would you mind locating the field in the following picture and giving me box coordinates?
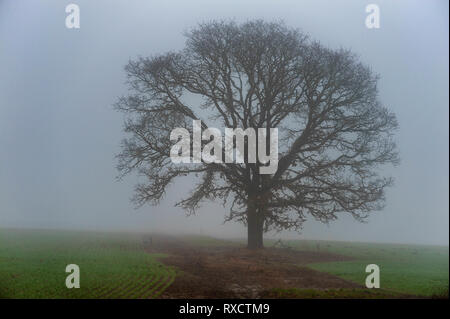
[0,229,448,298]
[0,229,175,298]
[266,239,449,297]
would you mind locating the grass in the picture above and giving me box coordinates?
[266,239,449,297]
[1,229,447,298]
[0,229,175,298]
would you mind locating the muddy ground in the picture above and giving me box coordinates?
[143,235,364,298]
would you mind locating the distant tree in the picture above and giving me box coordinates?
[116,20,398,249]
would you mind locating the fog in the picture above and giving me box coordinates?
[0,0,448,245]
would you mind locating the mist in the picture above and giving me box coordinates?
[0,0,448,246]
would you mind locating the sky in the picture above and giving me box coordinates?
[0,0,448,245]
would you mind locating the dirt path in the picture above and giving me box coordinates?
[143,235,362,298]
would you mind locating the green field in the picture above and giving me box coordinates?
[0,229,448,298]
[266,239,449,297]
[0,229,175,298]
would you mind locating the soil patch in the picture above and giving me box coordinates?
[144,235,362,298]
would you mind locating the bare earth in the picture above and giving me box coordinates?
[144,235,363,298]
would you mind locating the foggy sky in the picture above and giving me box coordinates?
[0,0,448,245]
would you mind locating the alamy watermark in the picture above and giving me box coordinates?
[65,4,80,29]
[65,4,380,30]
[365,4,380,29]
[170,120,279,174]
[365,264,380,288]
[65,264,80,288]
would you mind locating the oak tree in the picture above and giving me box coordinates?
[116,20,398,249]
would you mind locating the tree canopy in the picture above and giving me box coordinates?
[116,20,398,248]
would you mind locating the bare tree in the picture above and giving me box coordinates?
[116,20,398,249]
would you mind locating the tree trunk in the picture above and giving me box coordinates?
[247,200,264,249]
